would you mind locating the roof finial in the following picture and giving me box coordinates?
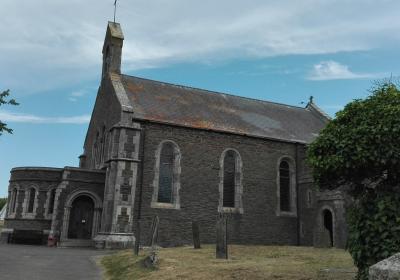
[113,0,118,23]
[309,95,314,104]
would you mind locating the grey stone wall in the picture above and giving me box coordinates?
[82,77,122,169]
[5,168,62,229]
[5,167,106,241]
[50,168,105,238]
[5,219,51,231]
[297,146,317,246]
[133,122,312,247]
[313,190,348,249]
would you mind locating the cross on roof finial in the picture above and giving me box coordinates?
[113,0,118,23]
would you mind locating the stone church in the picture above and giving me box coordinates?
[2,22,348,249]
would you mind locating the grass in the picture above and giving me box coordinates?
[101,245,356,280]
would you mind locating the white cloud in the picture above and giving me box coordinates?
[0,111,90,124]
[68,90,90,102]
[1,0,400,93]
[307,61,377,81]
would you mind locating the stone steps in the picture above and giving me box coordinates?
[58,239,94,248]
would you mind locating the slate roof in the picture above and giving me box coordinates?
[121,75,328,143]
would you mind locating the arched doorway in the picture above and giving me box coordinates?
[323,209,334,247]
[68,196,94,239]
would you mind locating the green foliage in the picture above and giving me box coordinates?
[0,197,6,210]
[347,191,400,279]
[307,82,400,196]
[0,89,19,136]
[307,82,400,279]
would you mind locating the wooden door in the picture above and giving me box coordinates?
[68,196,94,239]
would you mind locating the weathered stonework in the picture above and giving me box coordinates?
[313,190,348,248]
[275,155,297,217]
[151,140,181,210]
[3,21,349,250]
[218,148,243,214]
[133,122,304,247]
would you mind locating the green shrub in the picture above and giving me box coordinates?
[307,81,400,279]
[347,191,400,279]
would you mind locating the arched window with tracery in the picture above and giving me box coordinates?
[279,160,291,211]
[277,157,297,216]
[223,150,236,207]
[158,142,174,203]
[151,140,181,209]
[219,149,243,213]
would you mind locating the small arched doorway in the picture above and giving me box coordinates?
[68,196,94,239]
[323,209,334,247]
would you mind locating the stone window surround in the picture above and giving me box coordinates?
[151,140,181,210]
[44,186,57,220]
[218,148,244,214]
[276,156,297,217]
[22,185,39,219]
[7,185,20,219]
[318,205,336,247]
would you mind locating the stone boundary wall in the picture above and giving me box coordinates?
[369,253,400,280]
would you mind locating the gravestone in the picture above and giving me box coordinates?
[369,253,400,280]
[144,216,159,268]
[192,221,201,249]
[216,213,228,259]
[134,220,141,256]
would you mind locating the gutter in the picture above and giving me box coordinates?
[134,125,146,255]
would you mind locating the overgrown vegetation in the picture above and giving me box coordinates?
[101,245,355,280]
[0,89,19,136]
[307,81,400,279]
[0,198,6,211]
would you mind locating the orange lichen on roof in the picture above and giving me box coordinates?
[125,82,144,93]
[122,75,328,143]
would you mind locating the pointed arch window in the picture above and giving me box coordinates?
[219,149,243,214]
[277,157,297,216]
[93,131,101,169]
[223,150,236,207]
[279,161,290,211]
[99,125,106,164]
[158,142,174,203]
[151,140,181,209]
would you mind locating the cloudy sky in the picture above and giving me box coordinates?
[1,0,400,196]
